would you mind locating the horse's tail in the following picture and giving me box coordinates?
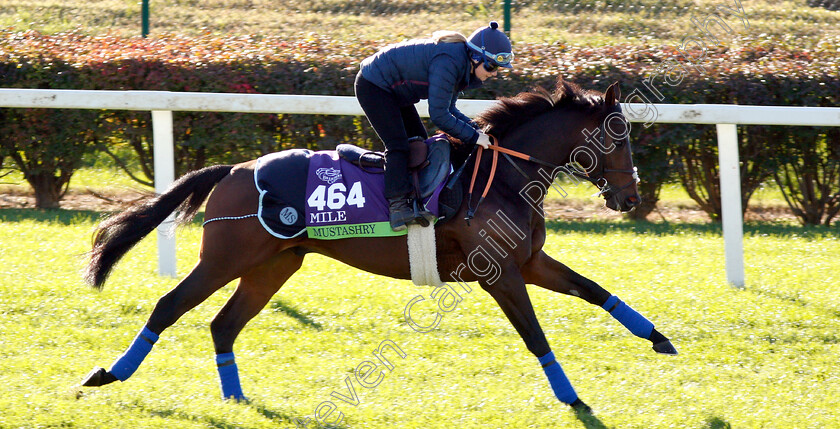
[84,164,234,289]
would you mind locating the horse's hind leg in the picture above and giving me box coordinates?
[81,260,247,387]
[521,250,677,355]
[82,215,287,388]
[208,249,304,400]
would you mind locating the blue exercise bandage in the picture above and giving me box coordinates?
[216,352,246,400]
[109,326,159,381]
[538,351,578,404]
[602,295,654,339]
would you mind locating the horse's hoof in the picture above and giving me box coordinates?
[570,398,592,414]
[652,339,678,355]
[81,367,118,387]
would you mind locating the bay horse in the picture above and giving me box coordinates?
[80,79,677,415]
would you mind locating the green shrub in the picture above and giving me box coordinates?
[1,31,838,222]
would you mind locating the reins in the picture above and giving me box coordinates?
[464,134,568,226]
[463,128,639,224]
[466,134,561,223]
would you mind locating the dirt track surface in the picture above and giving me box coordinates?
[1,189,150,212]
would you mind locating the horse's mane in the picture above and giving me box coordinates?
[475,78,605,138]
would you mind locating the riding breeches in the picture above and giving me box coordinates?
[355,71,429,199]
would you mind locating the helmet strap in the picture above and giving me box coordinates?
[470,58,483,73]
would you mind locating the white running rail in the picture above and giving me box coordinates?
[3,88,839,287]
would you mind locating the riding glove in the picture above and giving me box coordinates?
[476,131,492,149]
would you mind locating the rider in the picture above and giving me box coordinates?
[355,21,514,231]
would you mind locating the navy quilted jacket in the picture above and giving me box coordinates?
[360,39,482,145]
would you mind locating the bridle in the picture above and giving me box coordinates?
[463,120,639,223]
[580,122,640,199]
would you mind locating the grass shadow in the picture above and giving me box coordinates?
[144,406,244,429]
[141,399,329,428]
[0,208,103,224]
[252,403,349,429]
[574,407,610,429]
[271,298,323,330]
[251,403,313,428]
[705,416,733,429]
[745,284,840,319]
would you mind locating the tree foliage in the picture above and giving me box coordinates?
[1,31,837,221]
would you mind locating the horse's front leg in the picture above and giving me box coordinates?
[479,269,592,413]
[521,250,677,355]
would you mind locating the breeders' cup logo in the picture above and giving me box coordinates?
[316,167,342,184]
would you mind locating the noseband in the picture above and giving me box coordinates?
[463,123,639,222]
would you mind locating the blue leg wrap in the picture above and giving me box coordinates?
[603,295,654,339]
[538,351,578,404]
[109,326,159,381]
[216,352,246,400]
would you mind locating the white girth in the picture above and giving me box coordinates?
[406,224,443,286]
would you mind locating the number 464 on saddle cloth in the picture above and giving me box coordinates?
[253,147,447,240]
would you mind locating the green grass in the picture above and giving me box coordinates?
[1,0,838,46]
[1,0,838,424]
[0,209,838,428]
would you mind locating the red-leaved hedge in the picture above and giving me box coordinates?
[1,31,838,223]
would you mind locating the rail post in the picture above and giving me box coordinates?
[152,110,176,278]
[717,123,745,288]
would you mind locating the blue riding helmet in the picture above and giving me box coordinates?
[466,21,514,69]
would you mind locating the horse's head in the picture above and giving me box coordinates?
[572,82,641,212]
[474,78,641,213]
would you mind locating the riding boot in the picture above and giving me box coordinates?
[412,198,435,227]
[384,142,413,231]
[388,196,416,231]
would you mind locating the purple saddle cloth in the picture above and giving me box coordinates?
[254,141,448,240]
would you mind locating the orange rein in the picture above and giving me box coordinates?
[464,134,595,223]
[469,134,531,198]
[465,134,522,223]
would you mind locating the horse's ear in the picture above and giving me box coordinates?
[604,82,621,106]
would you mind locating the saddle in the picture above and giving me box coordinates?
[336,134,452,200]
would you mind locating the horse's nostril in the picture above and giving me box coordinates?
[626,195,640,207]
